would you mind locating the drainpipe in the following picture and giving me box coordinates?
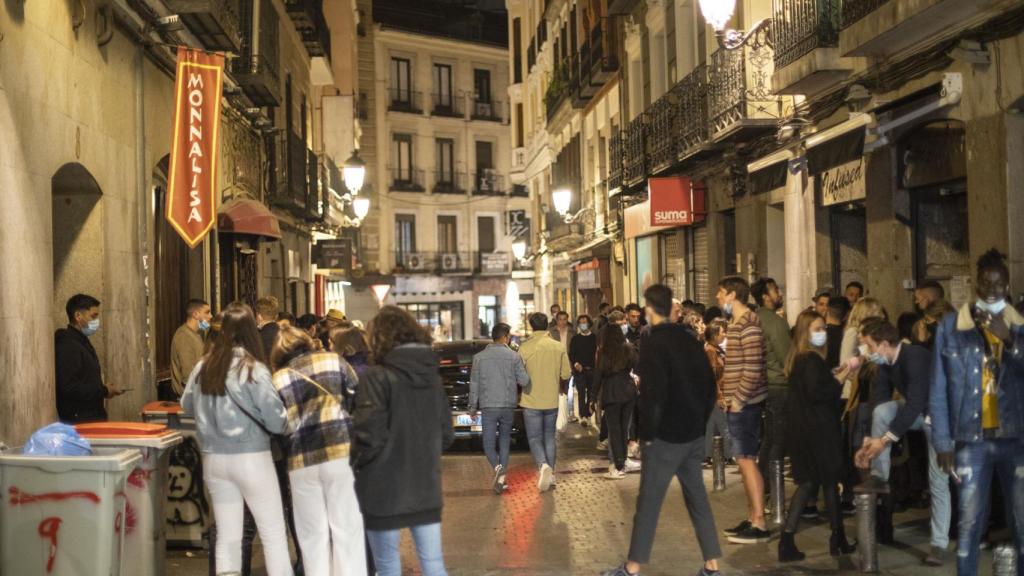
[136,47,154,402]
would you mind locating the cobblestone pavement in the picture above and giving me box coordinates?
[167,422,994,575]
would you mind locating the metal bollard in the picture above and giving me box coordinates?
[769,459,785,527]
[855,493,878,573]
[994,543,1018,576]
[712,436,726,491]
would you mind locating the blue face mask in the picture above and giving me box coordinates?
[869,352,888,366]
[620,324,629,335]
[198,319,211,331]
[976,298,1007,315]
[82,319,100,337]
[809,330,828,348]
[579,323,589,332]
[723,302,734,316]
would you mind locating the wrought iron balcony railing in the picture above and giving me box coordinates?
[510,184,529,198]
[305,149,323,222]
[166,0,242,52]
[675,65,710,160]
[707,46,782,140]
[388,88,423,114]
[772,0,842,69]
[545,59,572,121]
[269,130,308,214]
[578,16,620,93]
[284,0,330,58]
[431,92,463,118]
[623,114,647,187]
[233,53,280,107]
[390,167,426,192]
[473,172,506,196]
[841,0,891,28]
[647,91,678,175]
[432,171,467,195]
[471,99,505,122]
[608,130,624,192]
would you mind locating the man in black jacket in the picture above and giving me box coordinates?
[601,284,722,576]
[55,294,123,422]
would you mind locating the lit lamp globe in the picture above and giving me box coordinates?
[512,241,527,261]
[552,188,572,216]
[352,197,371,220]
[343,150,366,195]
[699,0,736,31]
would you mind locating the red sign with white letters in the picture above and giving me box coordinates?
[648,176,705,227]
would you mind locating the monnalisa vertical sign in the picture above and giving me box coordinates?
[166,47,225,248]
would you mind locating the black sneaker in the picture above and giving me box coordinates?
[801,505,819,519]
[728,526,772,544]
[695,569,721,576]
[599,564,638,576]
[723,520,751,536]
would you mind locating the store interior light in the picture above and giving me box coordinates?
[552,188,572,216]
[352,197,371,220]
[343,150,366,195]
[512,240,527,260]
[699,0,736,31]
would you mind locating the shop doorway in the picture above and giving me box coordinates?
[830,204,867,294]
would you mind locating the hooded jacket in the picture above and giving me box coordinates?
[352,343,454,530]
[54,326,108,423]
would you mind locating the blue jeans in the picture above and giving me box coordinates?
[704,406,732,460]
[523,408,558,469]
[870,401,951,548]
[366,523,447,576]
[955,439,1024,575]
[481,407,515,470]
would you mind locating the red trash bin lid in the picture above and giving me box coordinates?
[76,421,169,438]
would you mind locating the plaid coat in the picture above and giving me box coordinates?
[272,351,358,471]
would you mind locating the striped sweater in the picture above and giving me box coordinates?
[721,309,768,410]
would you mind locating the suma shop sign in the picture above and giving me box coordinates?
[819,158,866,206]
[166,47,225,248]
[649,176,705,227]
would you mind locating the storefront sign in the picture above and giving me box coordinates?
[506,210,531,239]
[166,47,225,248]
[820,158,866,206]
[649,176,705,227]
[480,252,510,275]
[314,239,352,273]
[577,269,600,290]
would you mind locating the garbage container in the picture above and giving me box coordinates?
[0,446,141,576]
[141,401,212,548]
[76,422,183,576]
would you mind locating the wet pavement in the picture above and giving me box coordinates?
[167,422,994,575]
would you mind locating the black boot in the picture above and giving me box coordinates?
[778,532,806,563]
[830,527,857,556]
[876,494,895,545]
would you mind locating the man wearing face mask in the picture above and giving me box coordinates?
[55,293,124,423]
[570,314,597,425]
[854,318,950,562]
[931,248,1024,574]
[170,299,212,398]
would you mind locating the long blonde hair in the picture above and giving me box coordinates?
[847,297,886,330]
[785,309,825,376]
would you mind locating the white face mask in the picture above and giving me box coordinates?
[857,343,869,357]
[720,338,728,353]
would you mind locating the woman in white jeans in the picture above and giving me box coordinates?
[181,302,293,576]
[270,326,367,576]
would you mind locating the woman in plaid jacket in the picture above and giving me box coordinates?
[271,326,366,576]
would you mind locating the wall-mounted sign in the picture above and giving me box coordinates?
[480,252,510,275]
[649,176,706,227]
[820,158,866,206]
[314,239,352,274]
[506,210,531,239]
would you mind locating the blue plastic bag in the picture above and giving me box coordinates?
[23,423,93,456]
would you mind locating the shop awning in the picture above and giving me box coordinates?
[747,158,789,195]
[805,114,871,175]
[218,198,282,240]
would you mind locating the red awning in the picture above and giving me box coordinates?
[218,198,281,240]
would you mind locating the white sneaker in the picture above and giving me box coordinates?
[597,439,609,451]
[624,458,642,472]
[538,464,553,493]
[605,466,627,480]
[627,442,640,460]
[492,465,505,494]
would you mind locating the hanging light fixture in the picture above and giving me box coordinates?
[698,0,735,32]
[343,150,366,196]
[698,0,773,51]
[552,188,572,216]
[512,240,527,261]
[352,197,371,220]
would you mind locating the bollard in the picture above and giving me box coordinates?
[994,543,1018,576]
[769,459,785,527]
[855,493,878,573]
[712,436,726,492]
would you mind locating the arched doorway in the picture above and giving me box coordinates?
[51,163,105,359]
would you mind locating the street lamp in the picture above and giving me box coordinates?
[698,0,773,51]
[511,240,527,261]
[552,188,572,217]
[352,197,371,220]
[343,150,366,196]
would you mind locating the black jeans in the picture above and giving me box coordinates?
[628,437,722,563]
[575,370,591,419]
[784,482,842,534]
[606,400,636,471]
[759,387,788,492]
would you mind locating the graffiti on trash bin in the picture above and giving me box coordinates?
[38,517,62,573]
[8,486,101,505]
[166,438,208,528]
[128,468,151,489]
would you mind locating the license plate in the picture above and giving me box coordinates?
[455,414,481,427]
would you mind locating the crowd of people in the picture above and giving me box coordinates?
[50,246,1023,576]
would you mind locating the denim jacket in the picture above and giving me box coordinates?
[468,343,530,410]
[929,303,1024,453]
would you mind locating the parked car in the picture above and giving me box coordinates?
[435,340,527,448]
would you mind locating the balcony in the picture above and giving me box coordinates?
[675,65,710,161]
[390,167,426,192]
[166,0,241,52]
[269,130,308,216]
[473,172,505,196]
[284,0,330,58]
[233,54,280,107]
[471,99,505,123]
[577,17,620,100]
[707,46,783,142]
[841,0,890,29]
[431,93,464,118]
[304,149,323,222]
[510,184,529,198]
[545,60,572,122]
[388,89,423,114]
[608,130,624,193]
[772,0,851,96]
[432,171,467,195]
[623,115,647,189]
[647,92,678,175]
